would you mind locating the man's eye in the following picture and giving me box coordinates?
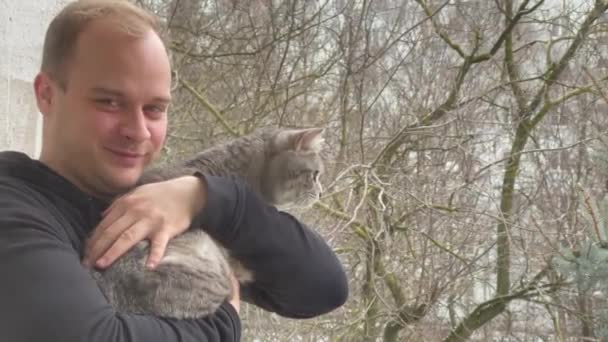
[95,99,119,108]
[144,105,167,118]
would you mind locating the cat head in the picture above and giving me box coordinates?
[262,127,325,209]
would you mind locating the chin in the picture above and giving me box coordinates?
[107,170,143,191]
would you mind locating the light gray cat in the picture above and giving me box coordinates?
[93,127,325,319]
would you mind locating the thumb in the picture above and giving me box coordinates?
[146,233,170,269]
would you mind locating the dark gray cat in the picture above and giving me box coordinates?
[93,127,325,319]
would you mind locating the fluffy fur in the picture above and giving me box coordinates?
[93,127,325,318]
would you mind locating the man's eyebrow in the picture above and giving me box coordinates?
[90,86,124,97]
[90,86,171,103]
[152,95,172,104]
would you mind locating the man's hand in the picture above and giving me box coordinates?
[82,176,207,269]
[228,272,241,314]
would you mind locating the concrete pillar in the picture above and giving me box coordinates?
[0,0,69,156]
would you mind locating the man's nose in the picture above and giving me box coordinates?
[119,108,151,142]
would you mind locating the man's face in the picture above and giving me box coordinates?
[35,19,172,198]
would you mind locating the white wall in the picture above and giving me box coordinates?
[0,0,69,156]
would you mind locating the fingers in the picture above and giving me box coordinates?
[81,179,200,270]
[146,233,169,269]
[86,201,126,249]
[83,198,172,269]
[102,196,119,216]
[228,272,241,314]
[83,208,135,268]
[93,220,151,269]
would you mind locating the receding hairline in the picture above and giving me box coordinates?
[41,0,165,86]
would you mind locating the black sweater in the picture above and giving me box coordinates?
[0,151,347,342]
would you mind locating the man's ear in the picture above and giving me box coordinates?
[34,72,55,116]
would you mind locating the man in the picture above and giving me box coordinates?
[0,1,348,341]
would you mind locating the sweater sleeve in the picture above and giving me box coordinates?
[0,183,240,342]
[193,174,348,319]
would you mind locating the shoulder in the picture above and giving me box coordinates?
[0,153,82,250]
[0,174,68,241]
[0,151,63,215]
[0,174,51,211]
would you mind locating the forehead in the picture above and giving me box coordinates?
[65,19,171,96]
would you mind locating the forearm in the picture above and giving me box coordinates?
[75,303,240,342]
[194,174,348,318]
[0,225,240,342]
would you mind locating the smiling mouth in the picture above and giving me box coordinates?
[110,150,144,158]
[105,147,146,165]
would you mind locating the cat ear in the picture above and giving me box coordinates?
[274,128,325,153]
[295,127,325,152]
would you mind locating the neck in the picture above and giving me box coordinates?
[38,154,119,201]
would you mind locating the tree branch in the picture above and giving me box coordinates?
[180,78,240,137]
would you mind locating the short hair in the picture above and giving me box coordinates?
[41,0,163,88]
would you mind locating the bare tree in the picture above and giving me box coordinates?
[136,0,608,340]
